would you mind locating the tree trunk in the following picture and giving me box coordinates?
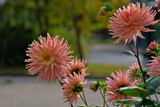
[73,16,83,59]
[43,0,49,36]
[35,0,43,36]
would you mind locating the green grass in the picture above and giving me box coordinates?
[0,64,128,78]
[86,64,128,78]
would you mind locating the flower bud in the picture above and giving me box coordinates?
[146,41,158,52]
[99,7,107,16]
[89,81,99,92]
[99,3,113,17]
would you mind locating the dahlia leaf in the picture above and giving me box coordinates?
[121,50,134,56]
[116,99,140,105]
[112,103,119,107]
[145,75,160,94]
[135,100,143,107]
[119,86,151,99]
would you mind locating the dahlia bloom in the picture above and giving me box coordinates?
[147,56,160,77]
[65,58,88,77]
[146,41,158,52]
[108,3,159,46]
[155,0,160,12]
[127,62,141,82]
[25,33,73,83]
[62,73,86,105]
[106,71,138,104]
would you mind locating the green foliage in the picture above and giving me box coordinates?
[0,0,128,67]
[145,75,160,94]
[116,99,140,105]
[118,75,160,106]
[119,86,151,99]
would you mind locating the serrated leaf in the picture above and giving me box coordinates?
[145,76,160,94]
[116,99,140,105]
[121,50,134,56]
[119,86,151,99]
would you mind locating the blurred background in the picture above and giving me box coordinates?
[0,0,160,107]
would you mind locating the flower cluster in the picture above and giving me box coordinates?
[26,2,160,107]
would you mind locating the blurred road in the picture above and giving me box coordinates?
[0,76,160,107]
[0,76,104,107]
[86,44,145,66]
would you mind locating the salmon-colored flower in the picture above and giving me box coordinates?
[62,73,86,105]
[66,58,88,76]
[147,56,160,77]
[89,81,99,92]
[106,70,138,104]
[25,33,73,83]
[146,41,158,52]
[155,0,160,12]
[108,3,158,46]
[127,63,141,82]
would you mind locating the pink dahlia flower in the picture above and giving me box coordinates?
[65,58,88,76]
[155,0,160,12]
[127,62,141,82]
[25,33,73,83]
[108,2,159,46]
[106,71,138,104]
[146,41,158,52]
[62,73,86,105]
[147,56,160,77]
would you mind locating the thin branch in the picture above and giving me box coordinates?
[78,92,89,107]
[99,89,109,107]
[136,42,146,83]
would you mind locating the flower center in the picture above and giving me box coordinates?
[73,85,83,92]
[43,54,51,63]
[71,69,81,75]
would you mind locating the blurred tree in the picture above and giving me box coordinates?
[0,0,128,67]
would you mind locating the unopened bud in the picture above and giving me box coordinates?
[89,81,99,92]
[99,7,107,16]
[147,41,158,52]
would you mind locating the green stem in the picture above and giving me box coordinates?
[58,80,74,107]
[136,42,146,83]
[99,89,109,107]
[82,91,89,107]
[78,92,89,107]
[127,42,146,83]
